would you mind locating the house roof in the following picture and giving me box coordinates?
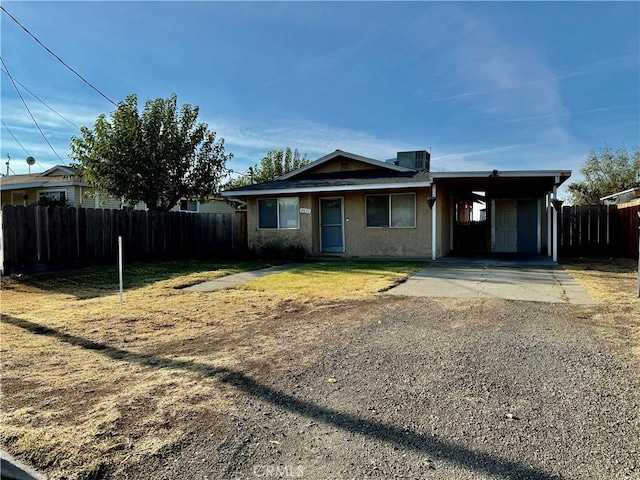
[600,186,640,204]
[0,165,86,190]
[278,149,413,180]
[222,169,431,197]
[431,169,572,196]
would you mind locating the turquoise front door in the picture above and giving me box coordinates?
[320,198,344,253]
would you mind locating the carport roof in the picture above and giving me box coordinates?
[431,169,571,196]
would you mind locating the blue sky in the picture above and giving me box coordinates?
[1,1,638,196]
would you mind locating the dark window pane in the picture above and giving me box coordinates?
[366,195,389,227]
[258,199,278,228]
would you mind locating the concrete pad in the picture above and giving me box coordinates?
[386,257,596,304]
[184,263,306,292]
[1,449,47,480]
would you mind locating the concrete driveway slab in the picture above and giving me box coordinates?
[387,256,595,304]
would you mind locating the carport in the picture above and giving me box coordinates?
[429,170,571,262]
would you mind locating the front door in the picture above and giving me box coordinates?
[320,198,344,253]
[494,199,517,252]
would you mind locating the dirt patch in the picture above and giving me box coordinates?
[2,259,639,479]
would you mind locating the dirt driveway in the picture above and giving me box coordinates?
[120,296,639,480]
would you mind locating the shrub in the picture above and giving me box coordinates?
[255,241,308,261]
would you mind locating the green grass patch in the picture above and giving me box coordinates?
[243,260,426,298]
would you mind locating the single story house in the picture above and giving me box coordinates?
[0,165,235,214]
[222,149,571,261]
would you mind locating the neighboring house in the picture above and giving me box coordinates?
[600,187,640,206]
[0,165,235,213]
[222,149,571,260]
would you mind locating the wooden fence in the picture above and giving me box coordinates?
[1,205,248,274]
[559,203,639,259]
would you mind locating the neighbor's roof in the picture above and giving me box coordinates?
[0,165,86,190]
[600,186,640,202]
[222,170,431,197]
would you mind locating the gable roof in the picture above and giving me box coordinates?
[0,165,86,190]
[278,149,413,180]
[222,169,430,197]
[42,165,79,176]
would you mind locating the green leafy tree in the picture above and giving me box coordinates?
[568,145,640,204]
[227,147,309,188]
[70,93,231,211]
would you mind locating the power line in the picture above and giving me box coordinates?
[1,119,31,156]
[1,5,117,107]
[1,122,47,173]
[1,56,63,167]
[1,68,80,129]
[1,120,46,172]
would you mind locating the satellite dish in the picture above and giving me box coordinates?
[26,156,35,166]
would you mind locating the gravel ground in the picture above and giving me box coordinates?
[118,296,640,480]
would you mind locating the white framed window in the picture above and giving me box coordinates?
[258,197,299,229]
[179,199,199,213]
[38,189,67,203]
[365,193,416,228]
[10,191,26,206]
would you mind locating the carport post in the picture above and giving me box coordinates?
[431,184,437,260]
[552,186,559,263]
[547,194,552,257]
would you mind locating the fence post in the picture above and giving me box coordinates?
[118,235,124,305]
[637,212,639,298]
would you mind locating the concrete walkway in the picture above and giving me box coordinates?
[184,263,306,292]
[386,256,596,304]
[1,449,47,480]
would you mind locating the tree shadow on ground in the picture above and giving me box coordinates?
[3,260,271,299]
[2,315,560,480]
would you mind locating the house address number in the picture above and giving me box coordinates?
[299,208,312,214]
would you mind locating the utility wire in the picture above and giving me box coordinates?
[1,5,117,107]
[1,68,80,129]
[1,120,46,172]
[1,119,32,157]
[1,56,62,167]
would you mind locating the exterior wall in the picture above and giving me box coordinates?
[341,189,431,257]
[246,188,432,257]
[247,194,315,252]
[1,186,76,206]
[175,200,236,214]
[308,158,383,175]
[434,184,452,257]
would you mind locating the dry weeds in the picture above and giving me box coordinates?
[562,257,640,365]
[0,260,421,479]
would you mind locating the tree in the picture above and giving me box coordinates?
[227,147,309,188]
[70,93,231,211]
[568,145,640,204]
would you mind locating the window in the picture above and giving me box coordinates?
[39,190,66,202]
[11,191,25,206]
[258,197,299,229]
[179,199,198,213]
[38,190,67,206]
[366,193,415,228]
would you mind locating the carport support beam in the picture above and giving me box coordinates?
[547,194,552,257]
[552,186,559,263]
[431,184,437,261]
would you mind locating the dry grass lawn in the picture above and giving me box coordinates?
[0,260,422,479]
[561,257,640,364]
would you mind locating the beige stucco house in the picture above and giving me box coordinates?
[0,165,235,214]
[222,149,572,261]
